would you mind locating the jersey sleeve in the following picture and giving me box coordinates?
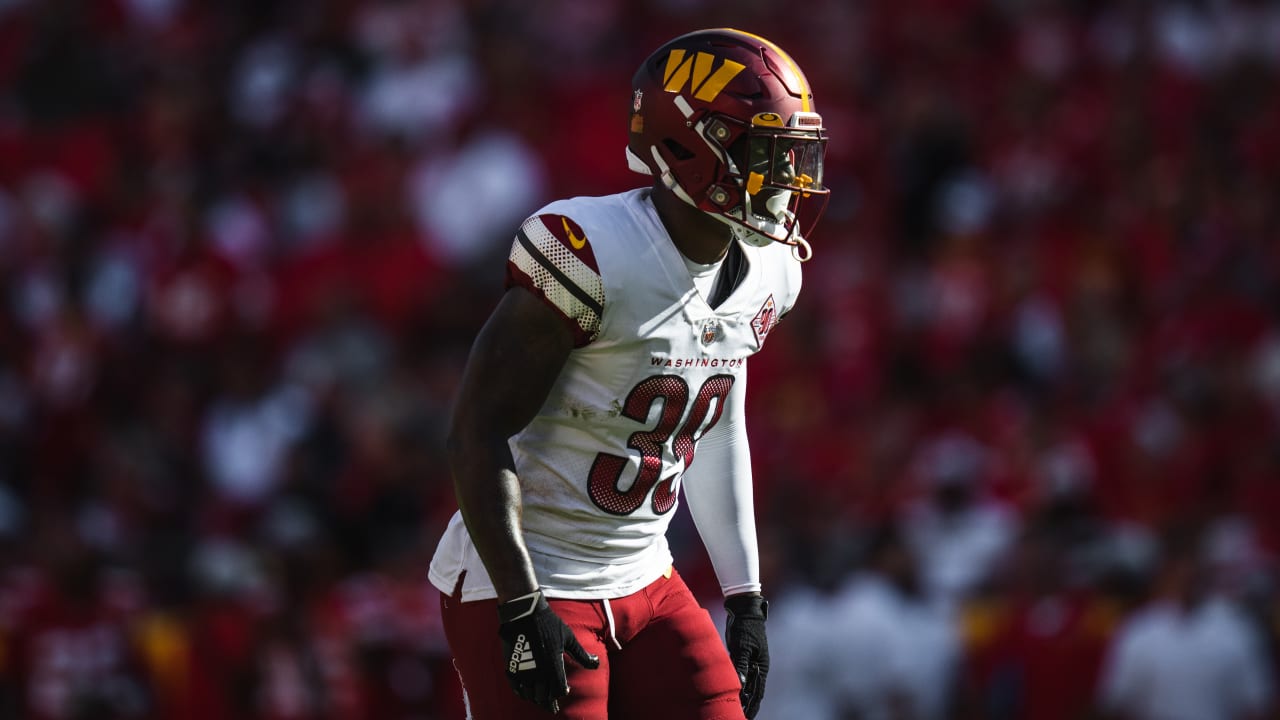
[681,370,760,597]
[505,213,606,347]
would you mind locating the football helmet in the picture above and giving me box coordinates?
[627,28,829,261]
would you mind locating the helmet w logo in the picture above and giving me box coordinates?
[662,50,746,102]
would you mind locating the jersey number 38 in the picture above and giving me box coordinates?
[587,374,735,516]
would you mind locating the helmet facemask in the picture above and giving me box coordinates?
[715,113,828,259]
[681,108,829,261]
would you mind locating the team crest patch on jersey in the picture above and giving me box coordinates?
[751,294,778,347]
[700,318,722,345]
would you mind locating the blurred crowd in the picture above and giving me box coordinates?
[0,0,1278,718]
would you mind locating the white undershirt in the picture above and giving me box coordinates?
[682,253,724,301]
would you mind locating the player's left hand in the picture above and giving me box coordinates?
[724,593,769,719]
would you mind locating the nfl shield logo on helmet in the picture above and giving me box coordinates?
[700,318,722,345]
[751,295,777,346]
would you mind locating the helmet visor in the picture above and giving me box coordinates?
[745,132,826,197]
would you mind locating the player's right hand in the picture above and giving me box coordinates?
[497,590,600,713]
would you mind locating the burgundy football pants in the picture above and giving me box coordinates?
[440,568,745,720]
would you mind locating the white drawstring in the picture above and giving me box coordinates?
[601,598,623,650]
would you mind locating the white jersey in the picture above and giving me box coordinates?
[429,187,802,601]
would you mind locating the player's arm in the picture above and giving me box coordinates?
[682,371,760,598]
[447,233,602,713]
[681,372,770,719]
[446,285,572,602]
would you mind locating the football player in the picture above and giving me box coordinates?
[429,28,829,719]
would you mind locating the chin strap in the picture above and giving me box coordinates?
[626,146,653,175]
[649,146,701,209]
[791,236,812,263]
[726,218,813,262]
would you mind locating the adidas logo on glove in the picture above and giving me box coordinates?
[508,634,536,673]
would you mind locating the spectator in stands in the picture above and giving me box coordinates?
[1096,527,1275,720]
[900,432,1019,608]
[768,525,960,720]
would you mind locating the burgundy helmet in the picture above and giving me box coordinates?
[627,28,829,260]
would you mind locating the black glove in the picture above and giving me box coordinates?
[498,590,599,714]
[724,594,769,719]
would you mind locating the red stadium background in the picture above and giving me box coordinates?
[0,1,1278,718]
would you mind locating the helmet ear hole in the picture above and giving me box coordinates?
[662,139,695,161]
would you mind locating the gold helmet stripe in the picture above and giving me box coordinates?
[715,28,812,113]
